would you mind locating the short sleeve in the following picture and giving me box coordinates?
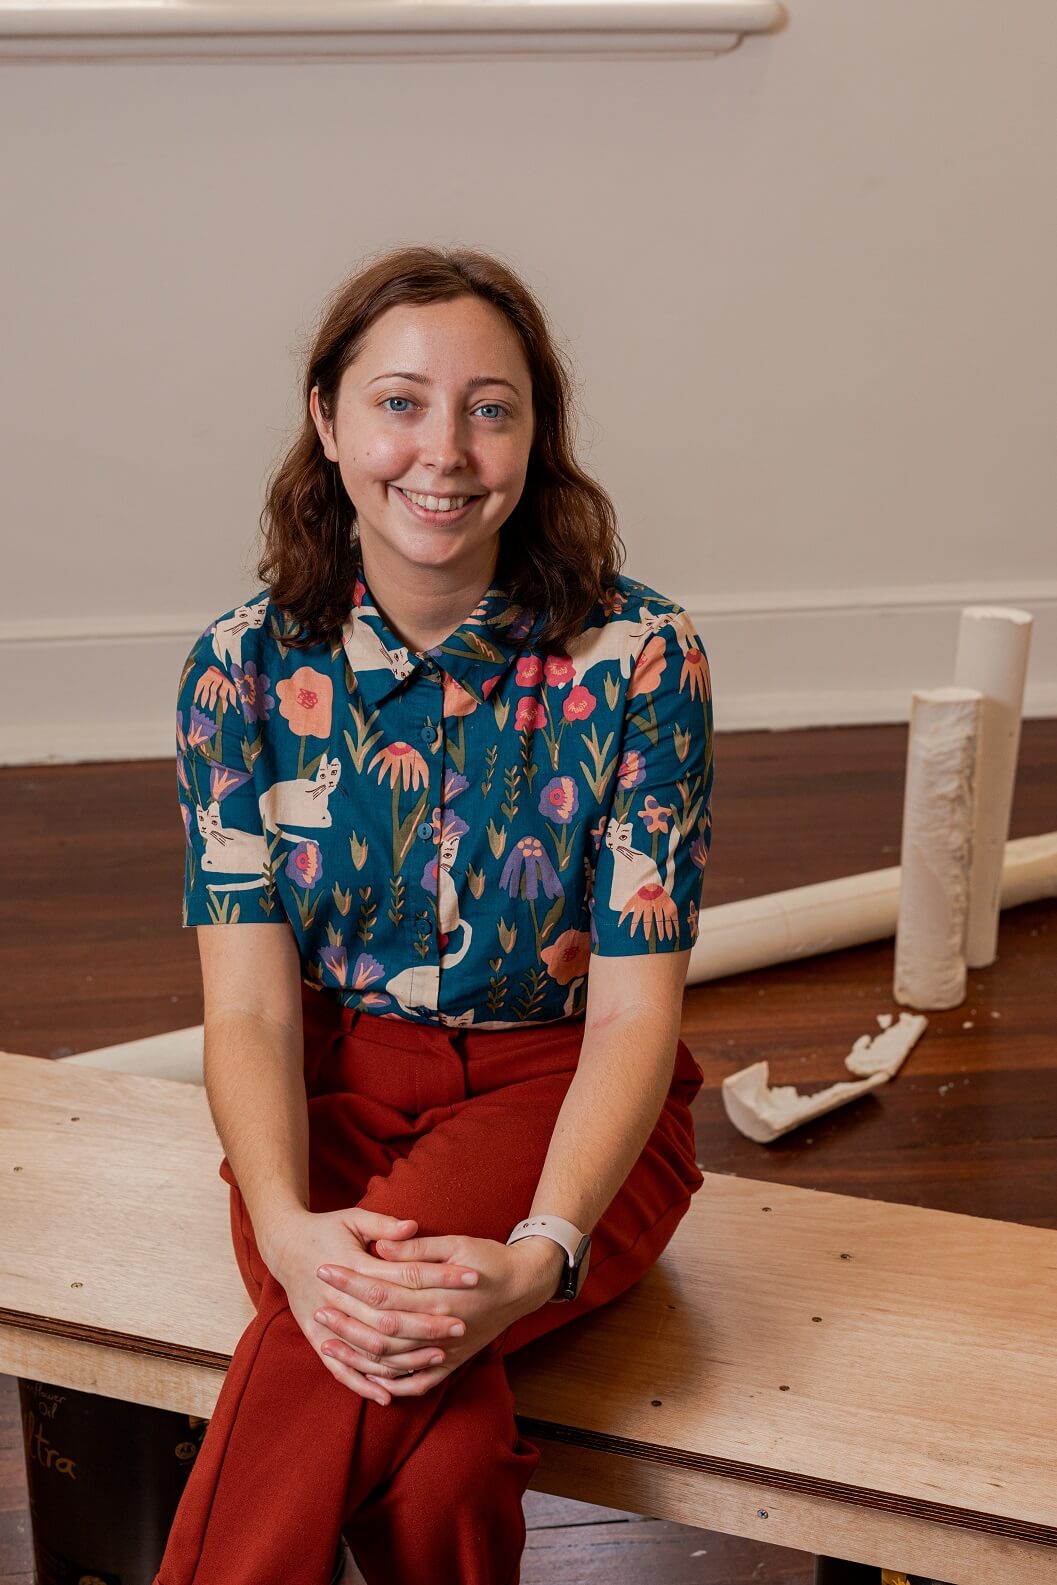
[589,611,714,955]
[175,627,286,927]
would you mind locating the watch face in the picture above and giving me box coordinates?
[570,1236,591,1298]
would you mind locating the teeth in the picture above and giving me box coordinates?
[399,488,472,512]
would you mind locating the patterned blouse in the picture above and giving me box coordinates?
[176,557,714,1027]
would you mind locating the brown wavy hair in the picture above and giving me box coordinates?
[256,244,626,654]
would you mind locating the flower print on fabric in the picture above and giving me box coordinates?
[176,560,714,1027]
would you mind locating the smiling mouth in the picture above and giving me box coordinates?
[391,486,483,522]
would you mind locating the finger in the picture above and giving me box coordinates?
[372,1235,456,1262]
[314,1305,467,1349]
[317,1257,479,1294]
[323,1339,450,1377]
[366,1363,449,1397]
[351,1212,418,1241]
[316,1347,392,1406]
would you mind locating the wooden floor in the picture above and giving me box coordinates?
[2,718,1054,1584]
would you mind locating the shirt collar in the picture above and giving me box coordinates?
[340,554,548,709]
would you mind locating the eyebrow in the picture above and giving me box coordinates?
[367,371,521,395]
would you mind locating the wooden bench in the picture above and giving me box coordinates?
[2,1047,1055,1585]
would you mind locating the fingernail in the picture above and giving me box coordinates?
[448,1323,465,1336]
[429,1353,445,1365]
[317,1267,333,1280]
[461,1272,478,1285]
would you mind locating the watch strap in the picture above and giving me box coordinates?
[506,1215,590,1302]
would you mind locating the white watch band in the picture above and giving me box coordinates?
[506,1215,587,1299]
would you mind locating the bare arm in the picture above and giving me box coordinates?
[196,920,310,1273]
[524,949,694,1286]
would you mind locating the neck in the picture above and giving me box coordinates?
[355,535,501,655]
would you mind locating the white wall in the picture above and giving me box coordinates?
[2,0,1054,764]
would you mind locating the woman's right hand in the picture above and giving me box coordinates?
[261,1206,478,1406]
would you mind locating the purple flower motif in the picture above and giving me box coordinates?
[499,836,564,903]
[209,763,251,802]
[349,952,386,992]
[231,659,274,725]
[539,775,579,825]
[505,607,537,644]
[617,750,647,789]
[443,769,470,802]
[285,840,323,889]
[175,709,187,753]
[320,945,348,986]
[187,705,217,751]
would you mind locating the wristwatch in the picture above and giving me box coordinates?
[506,1214,592,1303]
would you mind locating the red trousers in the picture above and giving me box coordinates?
[154,984,705,1585]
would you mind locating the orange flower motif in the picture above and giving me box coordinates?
[541,928,591,984]
[618,883,680,942]
[442,672,478,718]
[368,740,429,791]
[638,796,673,835]
[276,667,333,737]
[194,665,238,713]
[628,635,667,699]
[680,644,711,701]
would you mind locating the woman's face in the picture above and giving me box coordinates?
[310,295,535,581]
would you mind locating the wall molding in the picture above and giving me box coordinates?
[0,0,785,64]
[2,578,1054,766]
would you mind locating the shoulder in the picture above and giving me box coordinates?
[590,573,700,656]
[182,588,276,674]
[604,573,690,627]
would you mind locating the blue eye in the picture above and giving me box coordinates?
[381,397,508,421]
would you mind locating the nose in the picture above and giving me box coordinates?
[417,406,472,476]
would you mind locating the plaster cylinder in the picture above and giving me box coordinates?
[681,830,1056,986]
[953,606,1034,969]
[893,687,982,1010]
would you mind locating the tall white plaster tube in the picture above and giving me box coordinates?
[953,606,1033,969]
[893,687,982,1010]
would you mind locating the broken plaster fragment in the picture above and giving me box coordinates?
[844,1011,928,1080]
[722,1064,889,1144]
[722,1012,929,1144]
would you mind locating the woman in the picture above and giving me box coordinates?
[161,245,715,1585]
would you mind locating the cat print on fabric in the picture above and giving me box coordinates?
[210,598,269,672]
[178,563,715,1024]
[195,801,269,891]
[340,606,416,684]
[564,606,688,690]
[258,757,342,836]
[603,815,682,915]
[385,826,471,1013]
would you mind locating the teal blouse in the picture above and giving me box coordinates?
[176,558,714,1027]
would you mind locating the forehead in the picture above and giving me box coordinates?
[352,297,531,389]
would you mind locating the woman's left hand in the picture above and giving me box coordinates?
[315,1232,562,1396]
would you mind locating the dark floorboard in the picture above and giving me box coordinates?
[2,717,1054,1582]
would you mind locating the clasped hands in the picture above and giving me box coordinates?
[264,1206,563,1407]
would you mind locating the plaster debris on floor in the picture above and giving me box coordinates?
[722,1011,929,1144]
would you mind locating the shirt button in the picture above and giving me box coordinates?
[420,725,437,744]
[417,821,433,840]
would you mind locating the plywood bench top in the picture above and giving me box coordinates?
[2,1048,1055,1583]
